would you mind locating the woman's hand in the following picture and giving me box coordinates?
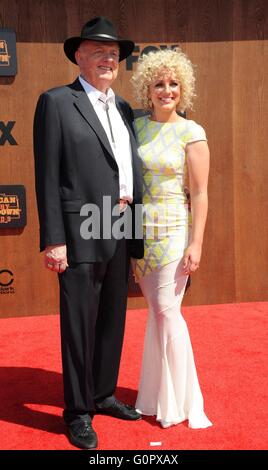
[182,243,202,275]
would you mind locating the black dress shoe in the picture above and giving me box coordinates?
[67,417,98,449]
[95,399,142,421]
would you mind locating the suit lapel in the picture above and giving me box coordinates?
[70,79,115,159]
[115,97,132,134]
[115,97,142,202]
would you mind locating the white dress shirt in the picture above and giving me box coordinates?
[79,76,133,203]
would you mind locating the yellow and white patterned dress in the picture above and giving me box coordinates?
[132,115,207,280]
[133,116,212,429]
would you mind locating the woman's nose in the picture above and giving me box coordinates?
[163,86,172,94]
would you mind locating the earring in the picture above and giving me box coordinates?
[148,98,152,109]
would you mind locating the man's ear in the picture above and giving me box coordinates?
[75,49,80,66]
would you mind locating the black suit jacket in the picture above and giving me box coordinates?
[33,78,144,262]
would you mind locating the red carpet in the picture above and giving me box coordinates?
[0,302,267,450]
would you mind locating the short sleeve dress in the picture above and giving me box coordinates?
[132,115,207,280]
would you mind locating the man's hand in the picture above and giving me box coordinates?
[119,199,128,212]
[45,244,68,273]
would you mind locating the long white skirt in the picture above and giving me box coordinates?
[136,259,212,429]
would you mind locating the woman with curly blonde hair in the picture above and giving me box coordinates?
[131,48,212,429]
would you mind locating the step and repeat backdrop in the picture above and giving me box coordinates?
[0,0,267,317]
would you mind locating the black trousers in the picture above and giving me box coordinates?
[58,238,130,418]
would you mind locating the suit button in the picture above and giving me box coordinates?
[114,173,119,180]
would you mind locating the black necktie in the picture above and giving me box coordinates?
[99,98,115,145]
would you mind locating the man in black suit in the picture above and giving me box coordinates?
[33,16,143,449]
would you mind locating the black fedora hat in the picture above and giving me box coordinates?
[64,16,134,64]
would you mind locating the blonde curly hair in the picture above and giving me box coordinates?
[131,47,196,112]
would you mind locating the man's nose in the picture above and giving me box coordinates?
[103,52,118,61]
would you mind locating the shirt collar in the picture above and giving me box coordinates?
[79,75,115,106]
